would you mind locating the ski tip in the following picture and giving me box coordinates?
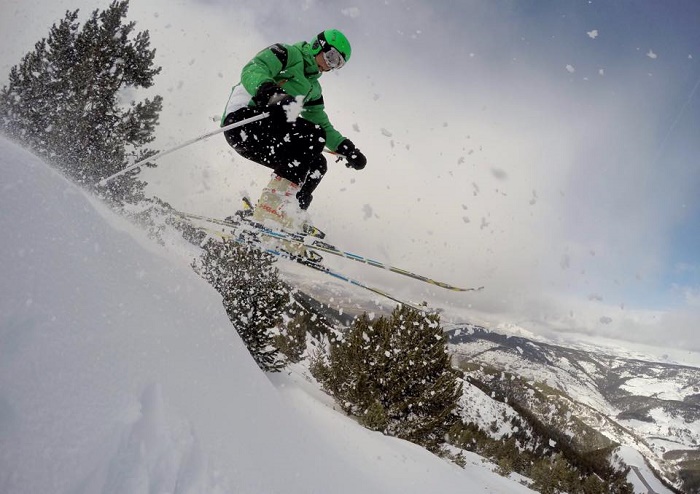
[435,283,484,292]
[461,285,485,292]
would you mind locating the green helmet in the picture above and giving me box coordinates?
[310,29,352,64]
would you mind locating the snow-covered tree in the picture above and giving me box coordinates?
[274,310,318,364]
[195,239,289,372]
[0,0,162,203]
[313,306,462,452]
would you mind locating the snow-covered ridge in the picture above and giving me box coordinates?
[447,324,699,491]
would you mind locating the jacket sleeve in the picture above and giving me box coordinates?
[302,96,346,151]
[240,44,287,95]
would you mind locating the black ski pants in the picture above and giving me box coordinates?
[223,107,328,210]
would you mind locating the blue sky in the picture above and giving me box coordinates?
[1,0,699,348]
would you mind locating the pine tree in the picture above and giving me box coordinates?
[0,0,162,203]
[273,311,310,364]
[313,306,463,452]
[195,240,289,372]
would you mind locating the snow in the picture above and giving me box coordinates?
[620,377,691,401]
[0,136,534,493]
[458,381,519,439]
[617,446,673,494]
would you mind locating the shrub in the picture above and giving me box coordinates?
[312,305,462,452]
[195,239,289,372]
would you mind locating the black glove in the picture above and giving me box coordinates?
[253,82,295,108]
[337,139,367,170]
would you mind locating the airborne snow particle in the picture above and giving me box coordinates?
[490,168,508,181]
[587,29,599,39]
[341,7,360,18]
[560,255,570,270]
[565,64,575,73]
[647,49,658,59]
[529,190,538,205]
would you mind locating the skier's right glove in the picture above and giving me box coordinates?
[337,139,367,170]
[253,82,295,108]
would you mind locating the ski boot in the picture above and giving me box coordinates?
[253,174,323,263]
[224,197,254,225]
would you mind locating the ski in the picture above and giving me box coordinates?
[172,210,483,293]
[199,225,430,311]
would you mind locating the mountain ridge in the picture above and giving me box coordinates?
[446,323,700,492]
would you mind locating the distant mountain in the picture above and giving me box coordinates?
[447,323,700,493]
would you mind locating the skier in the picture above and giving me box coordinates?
[221,29,366,235]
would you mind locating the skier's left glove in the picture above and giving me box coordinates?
[337,139,367,170]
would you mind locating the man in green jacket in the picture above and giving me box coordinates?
[222,29,366,235]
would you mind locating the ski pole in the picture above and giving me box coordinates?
[323,148,346,163]
[98,112,270,186]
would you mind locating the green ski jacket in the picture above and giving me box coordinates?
[225,41,346,151]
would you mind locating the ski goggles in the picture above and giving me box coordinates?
[322,46,346,70]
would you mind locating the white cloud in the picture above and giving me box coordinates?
[673,283,700,308]
[675,262,700,274]
[3,0,699,351]
[686,289,700,308]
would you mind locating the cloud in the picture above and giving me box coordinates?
[2,0,699,351]
[673,284,700,308]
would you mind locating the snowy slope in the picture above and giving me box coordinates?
[0,136,534,493]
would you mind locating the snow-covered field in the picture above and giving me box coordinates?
[0,136,538,492]
[621,376,695,401]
